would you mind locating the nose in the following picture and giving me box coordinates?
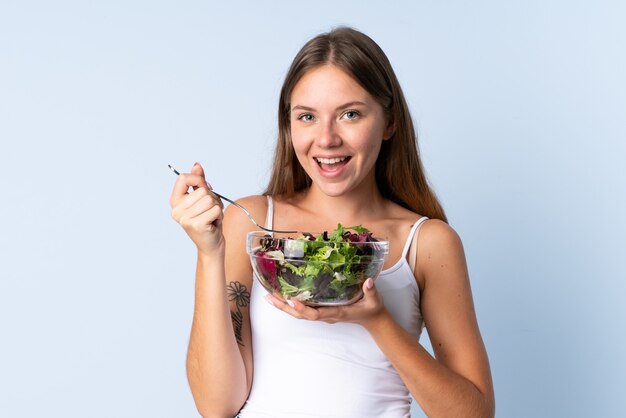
[316,119,342,148]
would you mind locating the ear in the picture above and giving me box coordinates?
[383,118,395,141]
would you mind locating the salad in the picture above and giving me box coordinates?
[250,224,386,305]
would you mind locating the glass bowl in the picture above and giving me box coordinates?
[246,230,389,306]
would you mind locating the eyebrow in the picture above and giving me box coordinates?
[291,101,367,112]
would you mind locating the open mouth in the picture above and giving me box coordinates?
[315,156,351,172]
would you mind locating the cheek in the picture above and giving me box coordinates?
[359,128,385,155]
[290,126,311,155]
[290,133,311,168]
[290,134,305,157]
[365,142,383,166]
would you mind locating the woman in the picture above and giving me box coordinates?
[170,27,494,418]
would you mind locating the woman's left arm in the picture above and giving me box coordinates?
[366,219,494,418]
[266,220,494,418]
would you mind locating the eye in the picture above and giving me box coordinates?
[343,110,360,120]
[297,113,315,122]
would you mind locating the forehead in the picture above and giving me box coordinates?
[290,64,373,107]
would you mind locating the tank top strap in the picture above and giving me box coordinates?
[406,216,429,273]
[265,195,274,232]
[399,217,429,258]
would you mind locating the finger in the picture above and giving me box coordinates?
[360,278,382,307]
[190,163,224,210]
[190,162,211,191]
[210,190,225,210]
[362,278,376,296]
[264,294,309,319]
[174,194,218,226]
[285,299,323,321]
[184,194,222,219]
[182,204,223,231]
[169,172,210,207]
[171,188,209,222]
[177,187,211,210]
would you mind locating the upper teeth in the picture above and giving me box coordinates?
[316,157,347,164]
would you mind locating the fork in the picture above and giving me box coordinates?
[168,164,298,234]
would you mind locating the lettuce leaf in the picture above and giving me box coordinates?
[256,224,380,302]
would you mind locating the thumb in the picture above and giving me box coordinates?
[191,162,211,190]
[362,278,376,297]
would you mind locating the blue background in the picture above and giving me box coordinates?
[1,1,625,417]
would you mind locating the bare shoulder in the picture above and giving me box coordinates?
[416,219,467,283]
[222,194,269,280]
[232,194,268,208]
[225,194,268,216]
[223,194,269,231]
[419,219,464,252]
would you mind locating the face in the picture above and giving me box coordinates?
[289,64,392,197]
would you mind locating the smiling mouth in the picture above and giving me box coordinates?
[315,156,350,164]
[315,156,351,172]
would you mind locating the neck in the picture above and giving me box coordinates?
[298,180,387,226]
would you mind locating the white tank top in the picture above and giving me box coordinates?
[238,196,428,418]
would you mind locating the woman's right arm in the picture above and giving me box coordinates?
[170,163,254,418]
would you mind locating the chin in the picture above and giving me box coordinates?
[315,182,353,197]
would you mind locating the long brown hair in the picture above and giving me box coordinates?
[264,27,447,222]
